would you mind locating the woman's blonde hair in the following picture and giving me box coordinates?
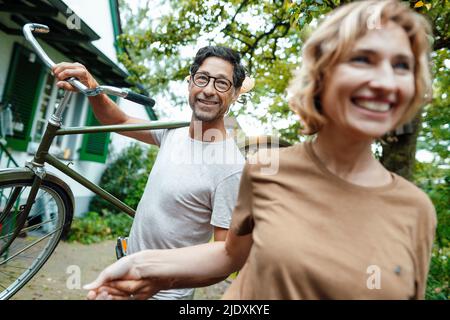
[288,0,432,135]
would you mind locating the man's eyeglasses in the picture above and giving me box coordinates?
[191,73,233,93]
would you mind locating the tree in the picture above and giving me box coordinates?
[379,0,449,179]
[117,0,448,180]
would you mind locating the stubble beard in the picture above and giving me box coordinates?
[191,101,227,123]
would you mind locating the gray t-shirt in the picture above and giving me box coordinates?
[127,126,245,299]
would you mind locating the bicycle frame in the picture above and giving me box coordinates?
[19,23,189,219]
[27,104,189,218]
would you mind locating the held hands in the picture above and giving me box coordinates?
[83,254,161,300]
[52,62,99,92]
[85,279,160,300]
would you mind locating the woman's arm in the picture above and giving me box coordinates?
[84,231,253,299]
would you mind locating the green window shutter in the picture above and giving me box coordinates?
[3,43,46,151]
[78,97,116,163]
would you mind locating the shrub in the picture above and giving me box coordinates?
[89,142,158,214]
[66,143,159,244]
[426,246,449,300]
[414,163,449,300]
[66,211,133,244]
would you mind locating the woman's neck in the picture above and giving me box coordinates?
[313,126,392,187]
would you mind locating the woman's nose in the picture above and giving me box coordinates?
[368,61,397,93]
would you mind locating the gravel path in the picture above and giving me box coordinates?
[11,240,229,300]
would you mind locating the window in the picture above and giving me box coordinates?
[28,73,87,160]
[78,101,112,164]
[2,43,46,151]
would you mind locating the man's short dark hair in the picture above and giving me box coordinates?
[190,46,246,89]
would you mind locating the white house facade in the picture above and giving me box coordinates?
[0,0,157,216]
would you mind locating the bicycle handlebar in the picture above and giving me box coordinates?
[23,23,155,107]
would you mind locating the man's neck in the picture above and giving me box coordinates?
[189,118,227,142]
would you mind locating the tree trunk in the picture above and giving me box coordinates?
[380,114,422,181]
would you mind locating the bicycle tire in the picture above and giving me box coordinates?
[0,176,73,300]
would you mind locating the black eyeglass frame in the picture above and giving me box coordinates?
[191,72,234,93]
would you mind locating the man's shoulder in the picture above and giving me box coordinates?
[166,126,189,136]
[157,126,188,145]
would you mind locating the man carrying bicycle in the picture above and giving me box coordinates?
[53,46,249,300]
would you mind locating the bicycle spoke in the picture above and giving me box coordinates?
[0,189,58,242]
[0,227,61,264]
[0,218,58,246]
[0,187,22,225]
[0,177,71,300]
[27,193,57,218]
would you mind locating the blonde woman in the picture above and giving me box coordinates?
[84,0,436,300]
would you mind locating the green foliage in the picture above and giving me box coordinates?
[118,0,306,129]
[414,161,450,300]
[415,164,450,246]
[118,0,448,142]
[414,37,450,300]
[426,246,449,300]
[66,143,157,244]
[65,211,133,244]
[89,142,158,214]
[418,48,450,168]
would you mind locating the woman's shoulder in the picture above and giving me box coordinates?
[394,174,433,205]
[392,173,437,225]
[244,142,310,178]
[247,142,307,164]
[247,143,305,166]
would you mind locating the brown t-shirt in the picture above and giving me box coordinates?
[224,141,436,299]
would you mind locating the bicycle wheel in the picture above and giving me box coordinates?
[0,177,73,300]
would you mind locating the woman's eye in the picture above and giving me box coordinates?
[393,62,411,70]
[350,55,370,64]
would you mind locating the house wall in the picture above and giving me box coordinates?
[62,0,119,64]
[0,2,153,217]
[59,0,155,215]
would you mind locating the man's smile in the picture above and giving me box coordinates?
[197,98,220,106]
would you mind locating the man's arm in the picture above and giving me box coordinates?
[52,62,158,145]
[213,226,228,242]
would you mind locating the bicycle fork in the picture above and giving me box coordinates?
[0,176,42,257]
[0,92,72,256]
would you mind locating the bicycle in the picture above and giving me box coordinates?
[0,23,189,300]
